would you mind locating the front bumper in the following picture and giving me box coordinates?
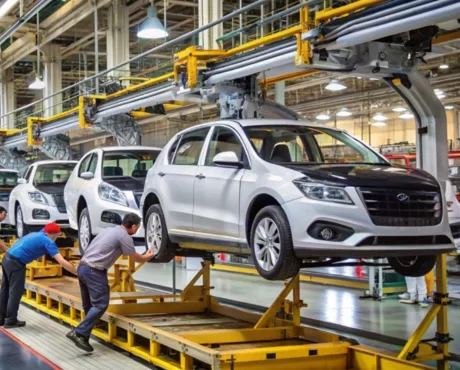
[23,204,70,228]
[90,199,145,239]
[283,188,455,259]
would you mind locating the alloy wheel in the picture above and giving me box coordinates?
[147,213,162,255]
[253,217,281,271]
[16,208,23,237]
[80,215,91,251]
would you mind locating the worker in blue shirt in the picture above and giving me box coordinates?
[0,223,77,328]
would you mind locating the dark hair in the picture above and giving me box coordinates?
[0,206,6,214]
[122,213,141,228]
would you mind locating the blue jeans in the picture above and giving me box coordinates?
[75,265,109,338]
[0,254,26,324]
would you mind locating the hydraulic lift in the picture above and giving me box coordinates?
[0,0,459,369]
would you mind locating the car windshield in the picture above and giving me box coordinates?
[34,163,76,185]
[244,125,387,165]
[0,171,18,186]
[102,150,160,179]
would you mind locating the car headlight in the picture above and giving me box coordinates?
[29,192,49,205]
[98,182,128,206]
[293,179,354,204]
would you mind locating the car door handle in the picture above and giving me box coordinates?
[196,173,206,179]
[158,172,166,177]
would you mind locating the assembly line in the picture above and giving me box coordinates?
[0,0,460,369]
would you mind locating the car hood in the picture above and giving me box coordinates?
[35,183,66,194]
[283,164,440,191]
[104,178,145,192]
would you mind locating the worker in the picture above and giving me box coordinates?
[66,213,154,352]
[399,276,429,308]
[0,223,77,328]
[0,206,9,253]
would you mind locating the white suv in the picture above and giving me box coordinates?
[64,146,161,253]
[0,169,18,226]
[9,160,77,237]
[141,119,454,280]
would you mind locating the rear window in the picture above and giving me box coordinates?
[102,150,160,178]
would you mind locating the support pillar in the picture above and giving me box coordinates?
[199,0,223,49]
[106,0,130,79]
[0,68,16,129]
[42,44,62,118]
[274,81,285,106]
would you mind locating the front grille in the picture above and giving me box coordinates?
[359,188,442,227]
[52,194,67,214]
[358,235,451,246]
[134,192,142,207]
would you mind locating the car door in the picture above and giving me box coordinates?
[155,127,210,238]
[65,153,93,228]
[192,125,247,245]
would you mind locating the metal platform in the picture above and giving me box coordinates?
[4,259,441,370]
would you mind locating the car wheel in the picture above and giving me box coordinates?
[16,205,30,238]
[250,205,301,280]
[78,208,94,255]
[388,256,436,277]
[145,204,176,263]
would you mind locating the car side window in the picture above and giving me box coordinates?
[88,153,98,175]
[168,137,181,164]
[78,154,92,177]
[205,126,244,166]
[173,128,210,165]
[23,167,32,181]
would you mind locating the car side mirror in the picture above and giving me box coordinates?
[17,178,27,184]
[213,151,244,169]
[81,172,94,180]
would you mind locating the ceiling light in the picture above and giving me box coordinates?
[316,113,330,121]
[437,94,446,100]
[357,77,362,80]
[434,89,442,93]
[439,64,449,70]
[0,0,19,19]
[373,113,388,121]
[371,121,387,127]
[336,108,352,117]
[137,6,169,39]
[370,78,379,81]
[29,76,46,90]
[435,89,444,96]
[325,79,347,92]
[445,105,454,110]
[399,113,414,119]
[392,107,407,112]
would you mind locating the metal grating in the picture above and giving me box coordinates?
[359,188,442,227]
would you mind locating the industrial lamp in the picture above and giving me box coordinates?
[325,79,347,92]
[29,12,45,90]
[29,76,46,90]
[137,5,168,39]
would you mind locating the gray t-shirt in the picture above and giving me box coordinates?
[81,226,136,270]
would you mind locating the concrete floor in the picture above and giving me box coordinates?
[135,262,460,359]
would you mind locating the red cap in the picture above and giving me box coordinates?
[44,222,61,234]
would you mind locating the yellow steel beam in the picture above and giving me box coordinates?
[262,69,319,86]
[107,301,207,316]
[315,0,387,22]
[435,254,450,370]
[433,31,460,45]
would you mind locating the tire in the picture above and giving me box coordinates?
[145,204,176,263]
[250,205,301,280]
[78,208,94,255]
[16,205,30,238]
[388,256,436,277]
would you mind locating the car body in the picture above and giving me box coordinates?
[64,146,162,252]
[141,119,454,280]
[9,160,78,237]
[0,169,19,226]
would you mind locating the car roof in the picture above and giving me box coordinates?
[99,146,162,152]
[33,160,78,166]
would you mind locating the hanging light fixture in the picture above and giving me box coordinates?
[325,79,347,92]
[371,121,387,127]
[439,64,449,70]
[445,105,454,110]
[373,113,388,121]
[336,108,352,117]
[316,113,330,121]
[29,12,45,90]
[392,107,407,112]
[137,4,168,39]
[399,113,415,119]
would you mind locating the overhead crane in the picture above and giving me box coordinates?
[0,0,459,369]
